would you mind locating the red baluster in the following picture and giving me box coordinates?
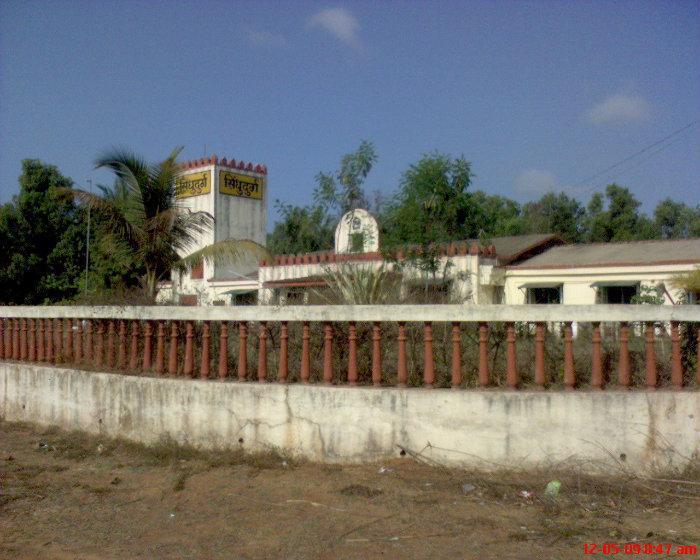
[218,322,228,381]
[64,318,73,363]
[323,322,333,384]
[451,322,461,388]
[237,322,248,381]
[85,320,93,363]
[156,322,165,375]
[534,322,546,389]
[46,319,54,363]
[183,322,194,378]
[143,322,153,371]
[12,319,19,360]
[478,322,489,388]
[269,322,284,384]
[74,320,82,363]
[696,325,700,387]
[645,322,656,390]
[117,320,127,369]
[397,322,408,387]
[372,322,382,387]
[347,322,358,385]
[506,322,518,389]
[200,322,210,380]
[37,319,45,362]
[55,319,63,364]
[0,319,4,359]
[130,321,139,371]
[423,322,434,388]
[564,322,575,390]
[95,321,105,367]
[20,319,28,361]
[670,321,683,389]
[300,322,310,383]
[168,322,179,376]
[28,319,36,362]
[618,322,631,389]
[591,322,603,390]
[257,322,268,382]
[106,321,116,368]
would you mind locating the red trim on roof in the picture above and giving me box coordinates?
[264,278,328,288]
[508,258,700,270]
[177,155,267,175]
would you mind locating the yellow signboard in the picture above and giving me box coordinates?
[175,171,211,198]
[219,171,264,200]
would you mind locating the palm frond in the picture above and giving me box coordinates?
[313,262,403,304]
[174,239,270,271]
[59,187,144,246]
[671,267,700,294]
[168,210,216,254]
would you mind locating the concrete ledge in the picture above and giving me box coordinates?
[1,303,699,322]
[1,363,698,474]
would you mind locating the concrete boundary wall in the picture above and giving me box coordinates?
[1,363,698,474]
[1,303,699,323]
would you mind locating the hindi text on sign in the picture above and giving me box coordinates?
[219,171,263,200]
[175,171,211,198]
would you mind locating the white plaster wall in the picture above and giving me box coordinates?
[258,254,489,304]
[2,363,698,474]
[504,264,697,305]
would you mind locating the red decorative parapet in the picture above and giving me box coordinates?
[200,322,211,380]
[347,322,358,385]
[423,322,434,388]
[238,322,248,381]
[618,322,631,388]
[218,322,228,381]
[257,321,268,382]
[177,155,268,175]
[2,306,698,392]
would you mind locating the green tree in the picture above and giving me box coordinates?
[381,152,475,246]
[469,191,523,238]
[0,160,87,304]
[583,184,656,242]
[269,141,378,254]
[653,198,700,239]
[520,192,585,242]
[313,140,377,214]
[267,202,335,255]
[69,147,267,300]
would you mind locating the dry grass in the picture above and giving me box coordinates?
[2,420,698,559]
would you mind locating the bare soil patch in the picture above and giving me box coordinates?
[0,421,698,559]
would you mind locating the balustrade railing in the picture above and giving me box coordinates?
[0,305,698,390]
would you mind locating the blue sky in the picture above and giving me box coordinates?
[1,0,698,226]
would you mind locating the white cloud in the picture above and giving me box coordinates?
[515,168,559,196]
[585,93,651,125]
[308,7,362,50]
[246,30,287,48]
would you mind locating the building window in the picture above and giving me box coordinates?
[179,294,197,306]
[284,288,307,305]
[232,292,257,306]
[349,232,365,253]
[527,287,561,304]
[595,284,639,304]
[519,283,562,304]
[190,260,204,279]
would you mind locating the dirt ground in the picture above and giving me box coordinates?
[0,421,698,560]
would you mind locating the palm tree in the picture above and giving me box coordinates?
[312,262,404,304]
[672,267,700,303]
[69,147,268,300]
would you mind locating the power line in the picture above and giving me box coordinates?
[572,119,699,190]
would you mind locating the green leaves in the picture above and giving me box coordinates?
[0,160,86,304]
